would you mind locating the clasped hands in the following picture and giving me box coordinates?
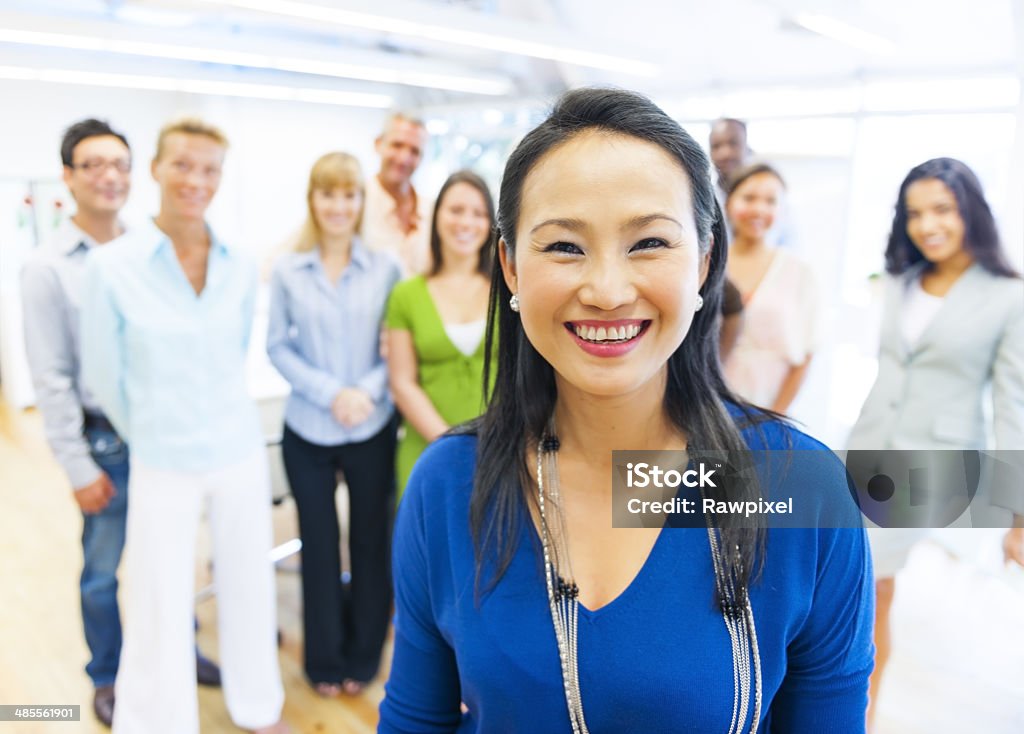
[332,388,375,428]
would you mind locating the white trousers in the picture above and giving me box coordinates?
[112,447,284,734]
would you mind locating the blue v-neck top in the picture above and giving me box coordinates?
[379,419,874,733]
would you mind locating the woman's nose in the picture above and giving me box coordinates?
[578,257,638,311]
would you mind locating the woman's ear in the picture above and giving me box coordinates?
[498,238,517,293]
[698,236,713,288]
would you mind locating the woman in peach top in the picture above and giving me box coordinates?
[723,163,817,413]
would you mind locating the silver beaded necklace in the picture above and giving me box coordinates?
[536,433,763,734]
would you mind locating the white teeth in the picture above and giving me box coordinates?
[574,324,642,342]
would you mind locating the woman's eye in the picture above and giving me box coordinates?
[545,241,583,255]
[631,238,667,252]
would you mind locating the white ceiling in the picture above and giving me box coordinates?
[566,0,1018,88]
[0,0,1019,108]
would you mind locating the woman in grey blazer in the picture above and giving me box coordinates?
[847,158,1024,728]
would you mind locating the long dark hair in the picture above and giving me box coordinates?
[884,157,1019,278]
[428,170,495,277]
[467,87,768,609]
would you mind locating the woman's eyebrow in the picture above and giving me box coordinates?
[622,213,682,231]
[530,214,683,236]
[530,218,587,235]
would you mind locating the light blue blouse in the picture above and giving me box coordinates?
[266,240,400,446]
[80,218,263,472]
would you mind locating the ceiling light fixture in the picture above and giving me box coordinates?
[0,64,393,107]
[863,76,1020,112]
[204,0,659,76]
[0,26,511,95]
[792,12,898,56]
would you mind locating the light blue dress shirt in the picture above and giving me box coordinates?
[80,218,263,472]
[266,239,400,446]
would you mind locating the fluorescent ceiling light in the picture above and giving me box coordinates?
[113,6,198,28]
[0,27,511,95]
[660,85,860,121]
[425,118,450,135]
[747,118,858,157]
[0,64,393,107]
[657,76,1019,123]
[203,0,659,76]
[793,13,898,56]
[658,95,723,122]
[863,76,1020,112]
[720,85,862,118]
[482,108,504,125]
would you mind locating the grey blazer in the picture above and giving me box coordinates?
[848,262,1024,452]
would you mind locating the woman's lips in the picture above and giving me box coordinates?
[564,319,650,357]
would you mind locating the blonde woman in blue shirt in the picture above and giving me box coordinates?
[267,152,400,698]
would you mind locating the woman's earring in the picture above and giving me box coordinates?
[695,294,704,312]
[510,293,520,313]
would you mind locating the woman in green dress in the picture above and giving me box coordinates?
[386,171,495,497]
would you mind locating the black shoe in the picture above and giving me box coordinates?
[197,652,222,687]
[93,685,115,727]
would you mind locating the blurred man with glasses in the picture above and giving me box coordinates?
[20,119,220,728]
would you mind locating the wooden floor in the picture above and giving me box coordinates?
[2,400,1023,732]
[0,402,386,734]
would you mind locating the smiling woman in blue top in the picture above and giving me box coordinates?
[377,88,874,733]
[266,152,400,699]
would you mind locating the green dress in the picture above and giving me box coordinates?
[386,275,492,498]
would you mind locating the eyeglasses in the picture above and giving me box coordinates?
[69,158,132,176]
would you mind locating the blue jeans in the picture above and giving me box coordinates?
[81,425,129,688]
